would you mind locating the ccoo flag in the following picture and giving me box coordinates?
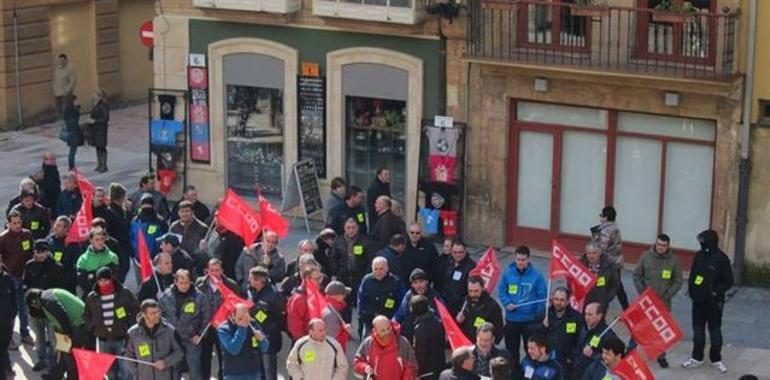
[65,192,93,244]
[72,348,117,380]
[258,195,290,238]
[620,288,684,360]
[469,247,501,293]
[611,349,655,380]
[216,189,263,245]
[434,298,473,350]
[549,240,597,311]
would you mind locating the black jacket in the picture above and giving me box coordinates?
[0,270,18,325]
[573,321,616,378]
[313,236,341,278]
[39,164,61,210]
[169,200,210,224]
[370,210,406,249]
[438,368,481,380]
[138,272,174,302]
[459,292,504,344]
[46,234,81,293]
[413,312,446,380]
[332,233,375,287]
[11,202,50,240]
[84,280,139,341]
[473,345,510,377]
[107,201,135,258]
[539,306,584,368]
[404,239,440,283]
[245,283,285,354]
[357,272,405,324]
[366,178,390,226]
[580,255,620,310]
[688,230,733,303]
[326,202,368,236]
[214,231,245,280]
[436,255,476,314]
[170,248,194,274]
[23,257,64,294]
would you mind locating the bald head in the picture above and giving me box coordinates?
[372,315,393,340]
[308,318,327,341]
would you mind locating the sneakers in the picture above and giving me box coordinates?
[657,356,669,368]
[20,335,34,345]
[711,361,728,374]
[681,358,704,369]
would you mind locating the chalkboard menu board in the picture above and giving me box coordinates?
[298,76,326,178]
[295,160,323,216]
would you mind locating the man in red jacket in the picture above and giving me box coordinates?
[354,315,418,380]
[286,265,324,341]
[0,210,34,345]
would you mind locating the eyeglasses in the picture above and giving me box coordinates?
[408,231,421,235]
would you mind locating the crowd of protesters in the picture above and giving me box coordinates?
[0,158,737,380]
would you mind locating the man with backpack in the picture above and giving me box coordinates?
[286,318,348,380]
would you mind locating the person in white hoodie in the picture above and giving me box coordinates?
[286,318,349,380]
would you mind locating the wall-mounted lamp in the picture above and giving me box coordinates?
[665,92,680,107]
[534,77,549,92]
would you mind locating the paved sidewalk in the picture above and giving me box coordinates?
[2,104,769,379]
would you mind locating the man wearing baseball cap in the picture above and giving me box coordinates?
[156,232,194,274]
[323,281,354,351]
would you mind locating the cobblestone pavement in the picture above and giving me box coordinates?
[2,104,769,379]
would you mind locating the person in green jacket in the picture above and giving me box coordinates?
[26,288,92,380]
[76,228,119,297]
[632,233,683,368]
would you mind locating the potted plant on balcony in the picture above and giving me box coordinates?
[652,0,696,23]
[571,0,608,18]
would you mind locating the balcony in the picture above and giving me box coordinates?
[193,0,299,14]
[313,0,425,24]
[466,0,739,80]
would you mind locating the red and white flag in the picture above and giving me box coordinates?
[469,247,501,293]
[549,240,597,311]
[434,298,473,350]
[71,169,96,196]
[209,277,253,327]
[72,348,117,380]
[216,189,263,245]
[305,278,328,319]
[65,192,93,244]
[258,195,290,238]
[620,288,684,360]
[137,229,154,282]
[611,349,655,380]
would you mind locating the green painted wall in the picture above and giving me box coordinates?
[189,19,442,117]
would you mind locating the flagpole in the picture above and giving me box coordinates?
[598,316,621,338]
[203,219,217,242]
[514,298,549,308]
[544,279,552,325]
[197,322,212,342]
[114,355,156,366]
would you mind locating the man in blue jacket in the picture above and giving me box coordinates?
[217,303,270,380]
[498,245,547,369]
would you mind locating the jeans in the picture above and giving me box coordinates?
[262,353,278,380]
[615,268,630,310]
[99,339,129,380]
[692,299,724,362]
[11,277,29,337]
[181,340,203,380]
[31,317,55,366]
[200,332,223,379]
[68,145,78,171]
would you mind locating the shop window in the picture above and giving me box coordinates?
[345,96,407,203]
[559,131,606,235]
[617,112,715,141]
[613,137,662,243]
[518,101,608,129]
[662,143,713,250]
[226,85,285,197]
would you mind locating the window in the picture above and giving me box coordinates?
[640,0,716,61]
[520,0,589,50]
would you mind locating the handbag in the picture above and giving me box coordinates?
[58,127,70,143]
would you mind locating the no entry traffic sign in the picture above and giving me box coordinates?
[140,21,153,47]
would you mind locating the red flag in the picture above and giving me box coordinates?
[137,229,154,282]
[216,189,263,244]
[258,195,290,238]
[469,247,501,293]
[71,169,96,196]
[72,348,117,380]
[620,288,684,360]
[611,349,655,380]
[209,277,253,327]
[549,240,597,311]
[434,298,473,350]
[65,192,93,244]
[305,278,328,319]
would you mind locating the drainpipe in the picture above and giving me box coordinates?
[13,7,24,130]
[734,0,757,286]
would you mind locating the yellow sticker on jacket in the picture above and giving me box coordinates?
[356,213,365,223]
[30,221,40,230]
[54,251,63,262]
[304,350,316,363]
[138,344,151,357]
[589,335,601,348]
[473,317,486,328]
[662,270,672,280]
[566,322,577,334]
[508,284,518,295]
[22,240,31,250]
[252,336,260,348]
[353,245,364,256]
[694,275,704,285]
[255,310,268,323]
[384,298,395,309]
[147,225,157,234]
[596,276,606,287]
[115,307,127,319]
[184,303,195,314]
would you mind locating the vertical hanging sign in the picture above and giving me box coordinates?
[189,53,210,163]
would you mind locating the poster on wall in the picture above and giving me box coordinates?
[188,63,211,163]
[297,76,326,178]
